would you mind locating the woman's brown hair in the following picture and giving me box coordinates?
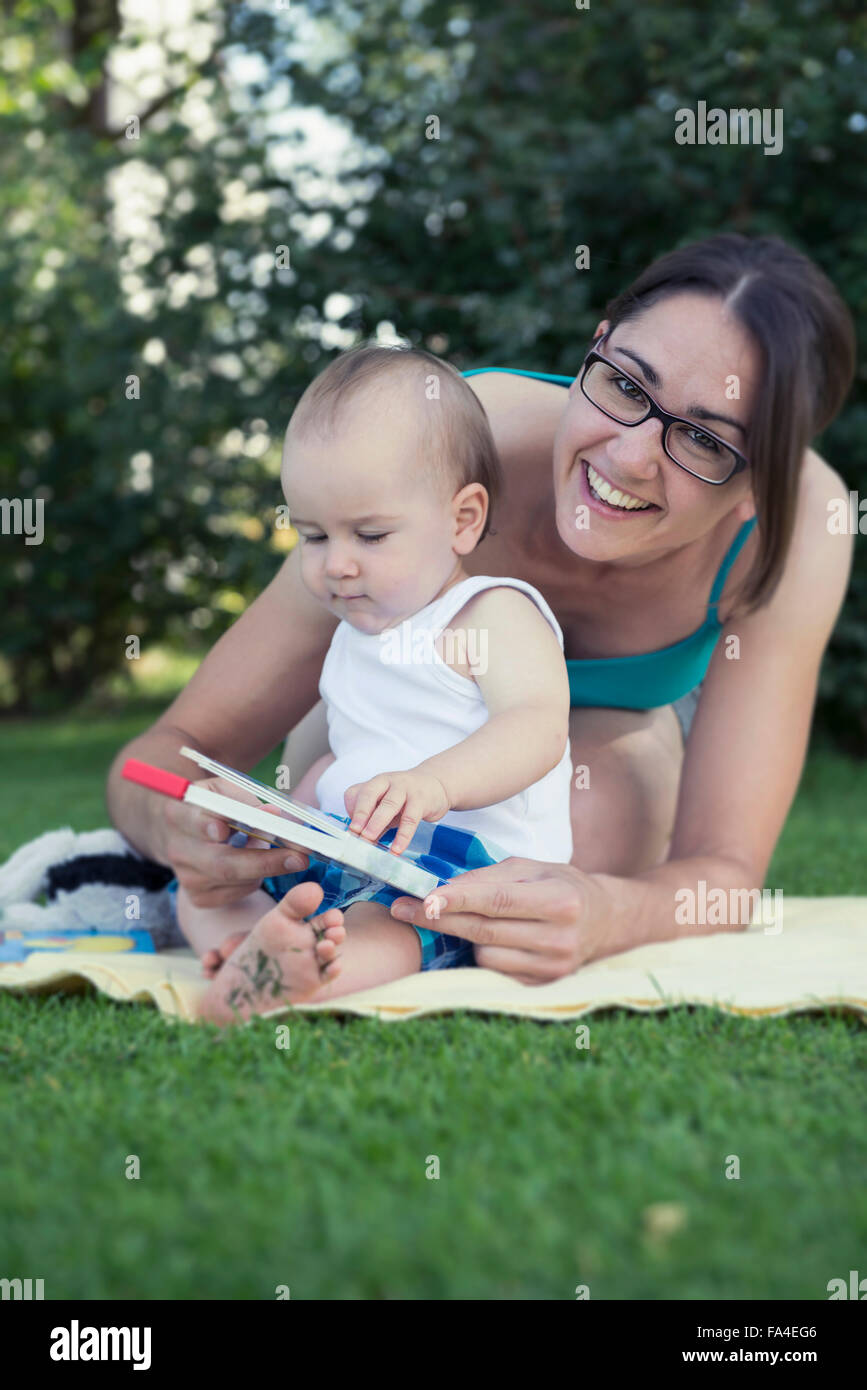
[603,234,856,609]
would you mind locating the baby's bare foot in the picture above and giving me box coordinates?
[199,882,345,1026]
[202,932,249,979]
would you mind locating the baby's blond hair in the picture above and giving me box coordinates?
[286,344,502,540]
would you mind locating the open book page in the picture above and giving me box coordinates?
[179,746,342,835]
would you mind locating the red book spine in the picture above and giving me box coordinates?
[121,758,191,801]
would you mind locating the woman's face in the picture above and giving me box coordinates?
[553,292,759,563]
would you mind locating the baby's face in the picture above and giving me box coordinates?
[282,399,461,634]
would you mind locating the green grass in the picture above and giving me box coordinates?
[1,707,866,1300]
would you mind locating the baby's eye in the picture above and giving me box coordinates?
[358,532,388,544]
[300,533,326,544]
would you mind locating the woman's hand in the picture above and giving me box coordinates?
[389,857,607,984]
[164,775,308,909]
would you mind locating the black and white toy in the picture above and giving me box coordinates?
[0,828,182,949]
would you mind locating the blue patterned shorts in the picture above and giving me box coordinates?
[170,818,506,972]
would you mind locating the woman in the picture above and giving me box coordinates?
[108,233,856,985]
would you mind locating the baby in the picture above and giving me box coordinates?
[179,345,573,1023]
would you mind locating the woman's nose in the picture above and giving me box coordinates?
[606,418,666,478]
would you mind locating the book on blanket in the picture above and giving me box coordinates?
[121,747,441,901]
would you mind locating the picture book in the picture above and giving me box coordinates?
[121,747,441,900]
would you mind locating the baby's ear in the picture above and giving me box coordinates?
[452,482,488,554]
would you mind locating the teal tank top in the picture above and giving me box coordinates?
[462,366,757,709]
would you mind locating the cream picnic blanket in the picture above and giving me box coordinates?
[0,896,865,1024]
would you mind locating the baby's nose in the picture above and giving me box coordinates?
[324,544,359,578]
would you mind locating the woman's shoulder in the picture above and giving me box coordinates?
[723,445,853,633]
[791,445,852,565]
[716,442,850,628]
[464,366,571,406]
[801,445,849,513]
[464,367,568,477]
[788,446,854,609]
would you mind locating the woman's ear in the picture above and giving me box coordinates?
[452,483,488,554]
[734,493,757,523]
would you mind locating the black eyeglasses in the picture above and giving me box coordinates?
[578,336,750,485]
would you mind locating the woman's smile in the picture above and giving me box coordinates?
[577,457,662,519]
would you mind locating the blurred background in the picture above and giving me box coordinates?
[2,0,866,749]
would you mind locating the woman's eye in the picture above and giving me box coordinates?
[358,533,388,544]
[613,374,645,401]
[688,429,721,454]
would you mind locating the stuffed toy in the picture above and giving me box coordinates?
[0,828,183,950]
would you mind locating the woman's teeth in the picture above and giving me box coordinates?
[586,462,652,511]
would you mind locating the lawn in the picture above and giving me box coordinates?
[1,704,865,1300]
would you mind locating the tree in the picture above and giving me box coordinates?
[1,0,865,745]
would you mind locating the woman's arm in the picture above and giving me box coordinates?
[390,455,854,978]
[106,546,337,895]
[671,455,852,889]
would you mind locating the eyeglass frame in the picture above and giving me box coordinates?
[578,334,750,485]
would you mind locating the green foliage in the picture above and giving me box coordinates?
[1,0,866,743]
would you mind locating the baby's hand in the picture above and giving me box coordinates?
[344,770,451,855]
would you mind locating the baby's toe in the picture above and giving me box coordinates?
[277,880,325,922]
[202,950,222,978]
[315,936,338,964]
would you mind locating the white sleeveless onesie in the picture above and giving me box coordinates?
[315,575,573,863]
